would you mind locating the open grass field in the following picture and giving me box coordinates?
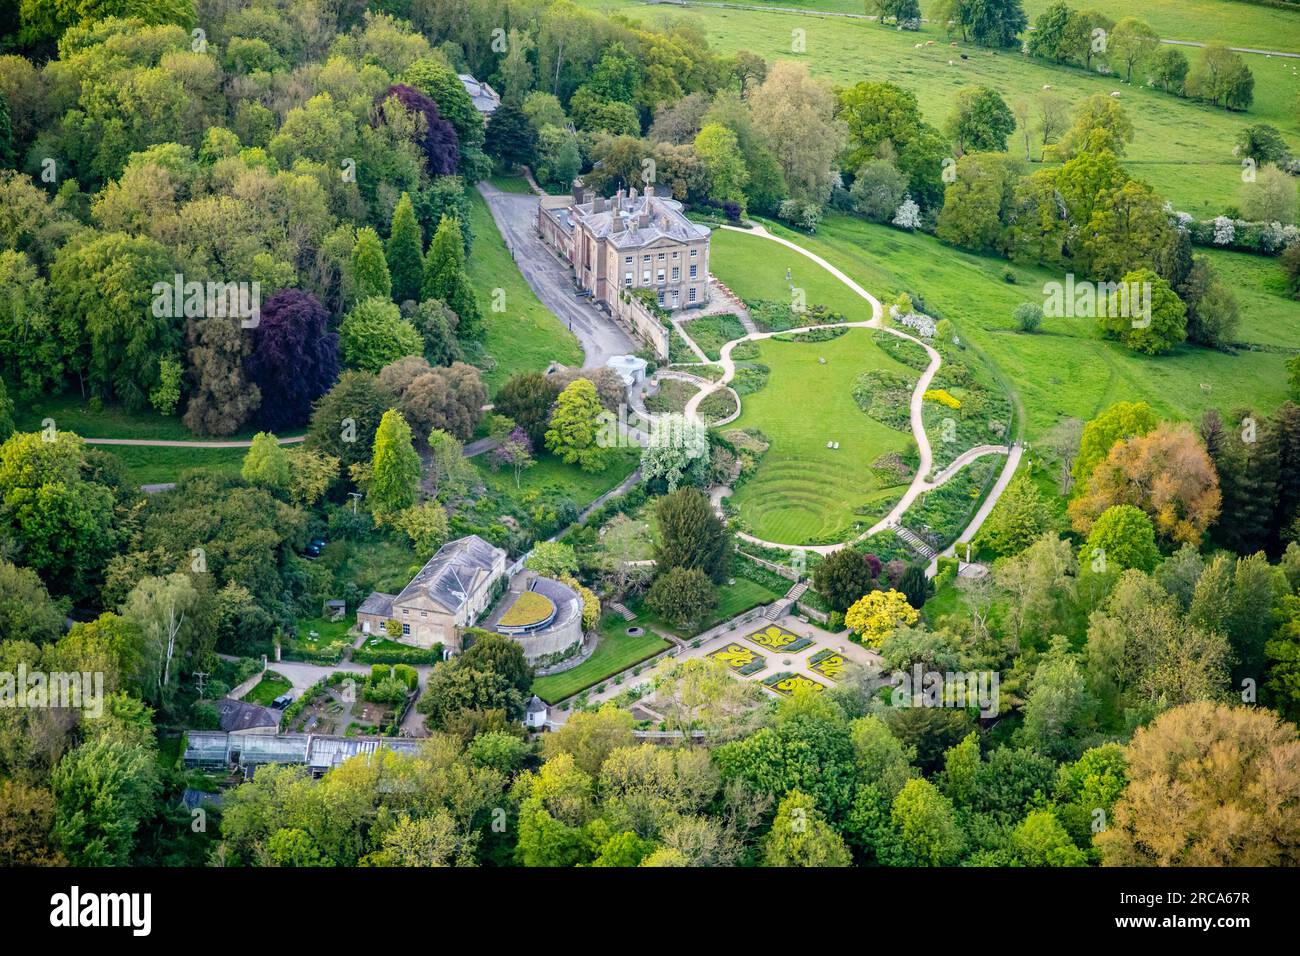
[1204,246,1300,348]
[709,0,1300,51]
[723,327,917,544]
[579,0,1300,215]
[466,190,583,394]
[758,212,1295,438]
[532,616,671,702]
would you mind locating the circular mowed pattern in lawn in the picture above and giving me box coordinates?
[726,328,917,545]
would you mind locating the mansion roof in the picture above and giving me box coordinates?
[552,187,710,250]
[393,534,505,615]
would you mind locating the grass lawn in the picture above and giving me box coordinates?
[532,617,671,703]
[358,637,412,652]
[473,447,640,509]
[645,377,698,415]
[1203,247,1300,349]
[574,0,1300,216]
[760,212,1295,440]
[292,614,355,650]
[679,312,748,360]
[487,174,536,194]
[711,227,875,320]
[720,324,917,544]
[14,395,204,441]
[242,671,293,706]
[466,189,583,394]
[102,445,247,486]
[633,573,786,639]
[729,0,1300,52]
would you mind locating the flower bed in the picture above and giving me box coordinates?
[808,648,847,682]
[743,625,815,653]
[762,672,826,696]
[706,643,768,676]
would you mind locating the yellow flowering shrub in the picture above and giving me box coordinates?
[844,589,919,649]
[923,388,961,410]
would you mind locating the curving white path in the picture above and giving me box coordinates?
[690,223,1016,557]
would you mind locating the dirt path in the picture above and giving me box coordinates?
[84,434,305,448]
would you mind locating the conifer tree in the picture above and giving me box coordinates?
[422,214,482,340]
[386,193,424,303]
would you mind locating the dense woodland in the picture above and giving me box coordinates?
[0,0,1298,869]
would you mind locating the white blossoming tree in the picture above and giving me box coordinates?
[1212,215,1235,245]
[893,197,921,231]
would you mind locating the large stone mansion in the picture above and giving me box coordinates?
[539,182,711,356]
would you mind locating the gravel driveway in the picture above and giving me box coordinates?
[477,181,636,369]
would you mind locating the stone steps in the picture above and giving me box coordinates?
[894,525,938,561]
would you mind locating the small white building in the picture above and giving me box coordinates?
[606,354,649,388]
[525,695,549,729]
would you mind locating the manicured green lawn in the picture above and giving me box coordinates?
[711,227,874,320]
[242,671,293,706]
[633,573,785,638]
[761,213,1294,440]
[532,618,671,703]
[487,174,536,194]
[574,0,1300,215]
[679,313,748,360]
[721,325,917,545]
[293,614,355,650]
[466,189,583,393]
[358,637,411,652]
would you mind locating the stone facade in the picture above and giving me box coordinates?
[538,183,711,354]
[356,535,507,654]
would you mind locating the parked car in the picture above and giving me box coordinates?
[303,536,327,558]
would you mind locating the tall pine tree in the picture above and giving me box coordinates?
[1272,401,1300,549]
[421,214,482,340]
[386,193,424,304]
[366,408,421,521]
[352,227,392,302]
